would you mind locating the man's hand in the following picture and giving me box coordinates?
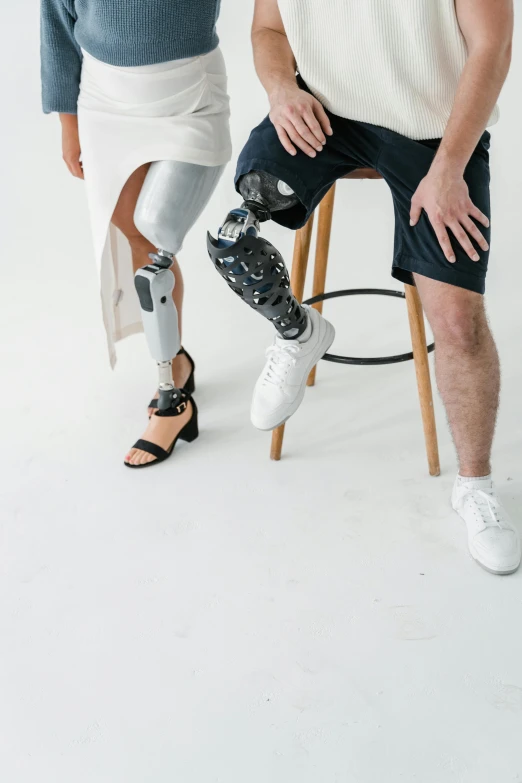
[410,164,489,263]
[269,83,333,158]
[60,113,84,179]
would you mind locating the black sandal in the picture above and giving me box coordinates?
[125,392,198,469]
[149,347,195,413]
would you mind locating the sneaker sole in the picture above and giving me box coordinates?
[469,543,520,576]
[452,500,521,576]
[253,319,336,431]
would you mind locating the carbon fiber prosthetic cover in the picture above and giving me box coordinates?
[207,233,308,339]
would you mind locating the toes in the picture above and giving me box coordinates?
[125,449,143,466]
[125,448,157,466]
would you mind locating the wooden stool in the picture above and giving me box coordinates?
[270,171,441,477]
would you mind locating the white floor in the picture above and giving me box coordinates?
[2,284,522,781]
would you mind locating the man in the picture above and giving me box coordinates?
[207,0,519,574]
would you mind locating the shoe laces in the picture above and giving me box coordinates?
[456,486,508,531]
[262,341,301,388]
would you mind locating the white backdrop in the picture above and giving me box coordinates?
[2,3,522,381]
[1,4,522,783]
[1,3,521,400]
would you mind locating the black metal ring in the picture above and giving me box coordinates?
[303,288,435,366]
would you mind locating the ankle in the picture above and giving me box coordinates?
[459,465,491,480]
[457,472,492,490]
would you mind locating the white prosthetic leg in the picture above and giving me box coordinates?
[134,253,181,410]
[133,159,224,410]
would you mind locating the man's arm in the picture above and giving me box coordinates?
[252,0,332,158]
[410,0,513,263]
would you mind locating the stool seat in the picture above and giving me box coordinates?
[343,168,383,180]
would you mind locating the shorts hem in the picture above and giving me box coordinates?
[393,254,486,295]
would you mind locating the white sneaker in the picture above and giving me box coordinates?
[251,305,335,431]
[451,476,521,575]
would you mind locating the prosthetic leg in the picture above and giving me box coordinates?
[133,160,224,411]
[134,252,181,411]
[207,171,335,432]
[207,172,308,339]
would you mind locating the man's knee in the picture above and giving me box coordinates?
[430,299,488,354]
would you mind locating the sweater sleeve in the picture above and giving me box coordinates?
[40,0,82,114]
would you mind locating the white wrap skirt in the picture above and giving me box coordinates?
[78,47,232,367]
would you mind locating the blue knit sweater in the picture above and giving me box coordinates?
[41,0,222,114]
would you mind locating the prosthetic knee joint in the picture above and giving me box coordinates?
[207,171,308,339]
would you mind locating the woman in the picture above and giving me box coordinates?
[40,0,232,467]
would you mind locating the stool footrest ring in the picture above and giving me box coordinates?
[303,288,435,366]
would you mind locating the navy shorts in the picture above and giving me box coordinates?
[235,94,492,294]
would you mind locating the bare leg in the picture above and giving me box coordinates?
[111,164,191,395]
[413,274,500,477]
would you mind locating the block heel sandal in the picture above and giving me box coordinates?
[126,393,198,469]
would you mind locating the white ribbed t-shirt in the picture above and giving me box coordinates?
[278,0,499,140]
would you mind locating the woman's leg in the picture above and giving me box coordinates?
[111,164,192,392]
[120,160,226,466]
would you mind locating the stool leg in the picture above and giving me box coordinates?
[404,284,441,477]
[307,184,336,387]
[270,213,315,461]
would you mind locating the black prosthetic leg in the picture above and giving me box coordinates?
[206,171,308,339]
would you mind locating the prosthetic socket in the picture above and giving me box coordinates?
[207,171,308,339]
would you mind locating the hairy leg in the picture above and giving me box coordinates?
[111,164,191,390]
[414,274,500,477]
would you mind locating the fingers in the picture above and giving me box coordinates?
[461,216,489,253]
[64,156,84,179]
[275,125,297,156]
[412,190,490,263]
[468,204,490,229]
[283,122,319,158]
[431,217,456,263]
[448,221,480,262]
[410,201,422,227]
[302,106,326,146]
[312,99,333,137]
[429,211,490,263]
[72,160,84,179]
[271,94,333,158]
[288,110,323,153]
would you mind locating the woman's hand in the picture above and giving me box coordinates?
[268,82,333,158]
[60,113,84,179]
